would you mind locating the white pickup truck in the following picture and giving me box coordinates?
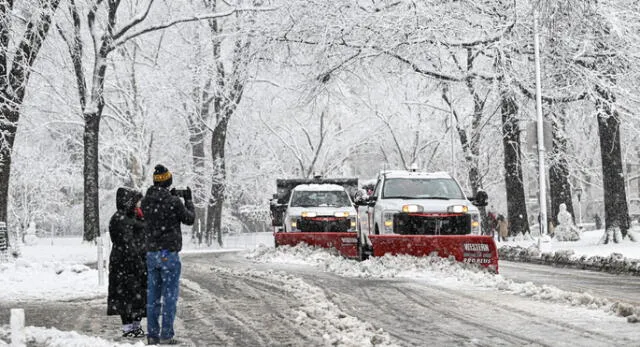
[283,183,357,233]
[357,170,487,237]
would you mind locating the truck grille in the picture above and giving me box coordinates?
[298,217,351,232]
[393,213,471,235]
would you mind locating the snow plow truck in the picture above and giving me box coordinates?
[270,171,499,273]
[270,177,361,258]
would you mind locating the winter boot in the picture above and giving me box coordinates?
[159,337,180,345]
[129,321,145,338]
[121,324,135,338]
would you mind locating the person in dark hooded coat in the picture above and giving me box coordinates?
[107,187,147,338]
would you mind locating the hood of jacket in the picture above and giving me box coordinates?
[116,187,142,212]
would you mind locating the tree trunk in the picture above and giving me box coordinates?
[596,87,630,243]
[548,108,575,226]
[83,111,102,242]
[500,91,530,236]
[0,107,18,247]
[206,117,228,246]
[0,0,61,245]
[191,134,207,244]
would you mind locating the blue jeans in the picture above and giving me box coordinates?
[146,251,181,339]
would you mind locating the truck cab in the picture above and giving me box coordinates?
[357,170,487,237]
[283,184,357,233]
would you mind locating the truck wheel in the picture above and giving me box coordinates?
[358,240,370,261]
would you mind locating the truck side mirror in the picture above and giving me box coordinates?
[366,196,377,207]
[472,190,488,207]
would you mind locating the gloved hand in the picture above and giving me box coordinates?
[184,186,192,201]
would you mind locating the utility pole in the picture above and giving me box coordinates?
[533,7,547,246]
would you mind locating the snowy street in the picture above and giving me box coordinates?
[179,251,640,347]
[2,239,639,347]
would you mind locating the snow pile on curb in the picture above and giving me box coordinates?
[207,264,397,347]
[0,326,144,347]
[0,259,105,301]
[499,245,640,275]
[249,244,640,322]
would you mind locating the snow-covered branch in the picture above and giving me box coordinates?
[112,7,276,49]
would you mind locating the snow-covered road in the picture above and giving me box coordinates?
[500,260,640,306]
[178,251,640,347]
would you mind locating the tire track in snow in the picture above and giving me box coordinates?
[181,258,396,347]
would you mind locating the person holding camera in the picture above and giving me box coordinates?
[141,164,195,345]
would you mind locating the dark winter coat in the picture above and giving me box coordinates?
[141,185,195,252]
[107,187,147,317]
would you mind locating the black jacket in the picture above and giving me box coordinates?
[107,187,146,317]
[141,185,195,252]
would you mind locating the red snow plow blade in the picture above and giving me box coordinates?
[274,232,359,258]
[368,235,499,272]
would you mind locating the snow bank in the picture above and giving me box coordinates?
[499,245,640,275]
[0,326,144,347]
[0,259,105,301]
[248,243,640,322]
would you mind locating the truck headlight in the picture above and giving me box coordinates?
[402,204,424,213]
[447,205,469,213]
[334,211,350,217]
[289,216,300,231]
[470,213,481,234]
[301,211,317,218]
[383,211,395,233]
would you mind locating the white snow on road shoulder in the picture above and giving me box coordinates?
[0,238,106,301]
[248,243,638,319]
[0,326,144,347]
[0,260,105,301]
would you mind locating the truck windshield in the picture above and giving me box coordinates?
[290,190,352,207]
[382,178,465,199]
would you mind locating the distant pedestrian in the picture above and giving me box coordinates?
[142,164,195,345]
[548,218,555,237]
[594,214,602,230]
[487,210,497,237]
[107,187,147,338]
[497,214,509,242]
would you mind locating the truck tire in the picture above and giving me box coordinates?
[358,239,370,261]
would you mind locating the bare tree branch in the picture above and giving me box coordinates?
[112,7,275,49]
[112,0,155,41]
